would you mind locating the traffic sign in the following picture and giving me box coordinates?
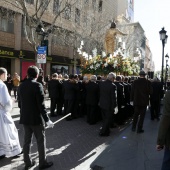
[37,46,47,63]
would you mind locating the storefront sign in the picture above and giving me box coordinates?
[0,50,14,56]
[0,47,20,58]
[18,50,25,58]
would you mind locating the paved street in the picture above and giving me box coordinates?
[90,107,164,170]
[0,96,132,170]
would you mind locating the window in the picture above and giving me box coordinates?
[53,0,60,14]
[64,4,71,20]
[99,0,103,12]
[75,8,80,25]
[0,17,14,33]
[25,0,34,4]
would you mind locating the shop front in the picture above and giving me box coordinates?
[18,50,36,80]
[0,46,18,74]
[51,55,80,76]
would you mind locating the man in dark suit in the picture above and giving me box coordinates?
[114,75,125,124]
[48,73,62,117]
[62,74,78,120]
[99,72,117,136]
[85,75,99,125]
[18,66,54,170]
[150,77,162,120]
[131,70,153,133]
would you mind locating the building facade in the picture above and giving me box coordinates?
[0,0,153,78]
[0,0,116,79]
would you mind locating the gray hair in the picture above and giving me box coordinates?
[64,74,69,79]
[107,72,116,80]
[153,77,159,82]
[83,76,88,81]
[90,75,97,82]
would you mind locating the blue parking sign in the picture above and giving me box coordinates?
[37,46,47,63]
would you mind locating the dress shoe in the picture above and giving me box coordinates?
[25,161,36,170]
[39,161,53,169]
[137,129,144,133]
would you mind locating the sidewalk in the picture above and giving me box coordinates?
[90,109,164,170]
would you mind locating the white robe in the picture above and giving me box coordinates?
[0,79,21,157]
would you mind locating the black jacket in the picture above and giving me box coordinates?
[150,81,162,101]
[85,81,99,106]
[114,81,124,107]
[18,78,49,125]
[99,79,117,111]
[63,80,78,100]
[131,78,153,106]
[48,79,62,99]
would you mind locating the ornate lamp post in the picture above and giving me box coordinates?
[165,54,169,90]
[159,27,168,85]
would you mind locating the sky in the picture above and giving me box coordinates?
[134,0,170,71]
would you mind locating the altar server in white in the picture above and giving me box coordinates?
[0,67,22,158]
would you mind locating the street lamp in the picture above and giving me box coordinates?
[36,24,51,75]
[159,27,168,85]
[165,54,169,90]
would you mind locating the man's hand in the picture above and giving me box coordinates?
[156,145,164,151]
[130,101,133,105]
[46,120,54,128]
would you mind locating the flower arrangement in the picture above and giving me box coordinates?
[80,54,140,76]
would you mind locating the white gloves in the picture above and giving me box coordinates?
[46,120,54,128]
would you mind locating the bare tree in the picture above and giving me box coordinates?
[1,0,80,53]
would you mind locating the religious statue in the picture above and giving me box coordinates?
[105,21,127,55]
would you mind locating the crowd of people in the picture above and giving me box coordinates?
[1,65,169,170]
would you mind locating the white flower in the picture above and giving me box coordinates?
[104,63,108,67]
[96,63,100,68]
[113,61,117,67]
[90,65,94,69]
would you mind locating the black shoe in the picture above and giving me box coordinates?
[137,129,144,133]
[132,127,136,132]
[25,161,36,170]
[39,161,53,169]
